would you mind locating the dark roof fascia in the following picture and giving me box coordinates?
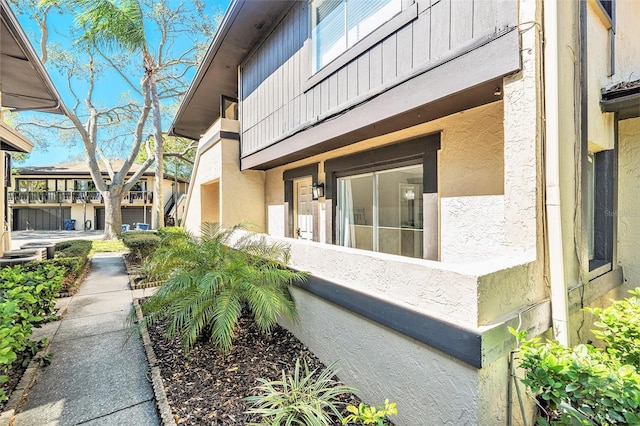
[169,0,294,140]
[169,0,244,140]
[601,92,640,120]
[601,81,640,119]
[0,0,68,115]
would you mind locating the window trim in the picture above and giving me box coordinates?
[587,148,615,277]
[324,133,440,245]
[595,0,615,28]
[304,2,418,93]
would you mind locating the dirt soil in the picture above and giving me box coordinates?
[147,315,363,425]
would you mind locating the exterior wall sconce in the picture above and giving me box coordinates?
[312,182,325,200]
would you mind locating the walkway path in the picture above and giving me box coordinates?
[13,253,159,426]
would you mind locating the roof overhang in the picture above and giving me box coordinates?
[1,0,67,115]
[169,0,295,140]
[0,120,33,152]
[601,80,640,120]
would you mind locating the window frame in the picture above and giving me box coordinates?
[587,148,615,279]
[324,134,440,247]
[304,1,417,93]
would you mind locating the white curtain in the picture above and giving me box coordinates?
[338,178,356,247]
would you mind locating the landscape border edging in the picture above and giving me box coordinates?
[133,298,176,426]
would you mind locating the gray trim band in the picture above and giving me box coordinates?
[296,274,483,368]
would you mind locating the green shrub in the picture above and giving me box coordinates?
[0,264,64,321]
[517,337,640,424]
[0,264,63,402]
[587,288,640,368]
[137,223,307,354]
[55,240,92,259]
[513,293,640,426]
[23,257,87,290]
[157,226,187,239]
[122,231,161,261]
[245,358,356,425]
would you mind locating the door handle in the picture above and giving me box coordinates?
[296,228,301,237]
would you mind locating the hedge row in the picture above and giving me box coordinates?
[122,230,161,261]
[55,240,92,259]
[0,264,63,402]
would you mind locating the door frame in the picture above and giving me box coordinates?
[293,177,314,240]
[283,163,319,240]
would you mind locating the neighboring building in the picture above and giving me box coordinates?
[8,162,189,231]
[170,0,640,424]
[1,0,66,255]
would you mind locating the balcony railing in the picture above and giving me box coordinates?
[8,190,154,205]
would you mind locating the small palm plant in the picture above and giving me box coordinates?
[245,358,357,425]
[137,222,307,354]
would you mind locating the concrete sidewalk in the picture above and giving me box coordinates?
[13,253,159,426]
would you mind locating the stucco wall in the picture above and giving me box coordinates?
[264,101,506,261]
[220,138,265,232]
[556,0,582,289]
[280,287,481,425]
[183,119,265,235]
[586,5,614,151]
[440,195,506,263]
[183,134,223,236]
[613,1,640,82]
[617,117,640,286]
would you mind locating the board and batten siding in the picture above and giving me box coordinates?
[239,0,518,157]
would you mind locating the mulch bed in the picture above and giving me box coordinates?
[146,315,363,425]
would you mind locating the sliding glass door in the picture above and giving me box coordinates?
[337,164,424,258]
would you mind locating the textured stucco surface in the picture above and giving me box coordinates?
[613,1,640,82]
[183,119,265,235]
[440,195,506,263]
[183,134,222,235]
[502,0,541,261]
[586,6,614,151]
[281,287,481,426]
[617,118,640,285]
[264,101,505,261]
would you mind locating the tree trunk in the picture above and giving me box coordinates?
[148,60,164,229]
[103,191,123,240]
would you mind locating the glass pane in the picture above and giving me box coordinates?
[312,0,346,71]
[376,165,423,258]
[346,0,401,48]
[337,173,373,251]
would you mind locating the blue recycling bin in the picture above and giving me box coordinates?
[135,223,149,231]
[64,219,76,231]
[122,224,130,232]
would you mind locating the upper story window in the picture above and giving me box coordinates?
[311,0,401,73]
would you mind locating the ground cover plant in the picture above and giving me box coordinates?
[514,287,640,425]
[140,223,397,425]
[0,264,63,406]
[146,314,366,425]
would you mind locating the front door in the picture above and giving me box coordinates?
[294,177,313,241]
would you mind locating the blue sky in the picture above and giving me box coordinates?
[12,0,230,166]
